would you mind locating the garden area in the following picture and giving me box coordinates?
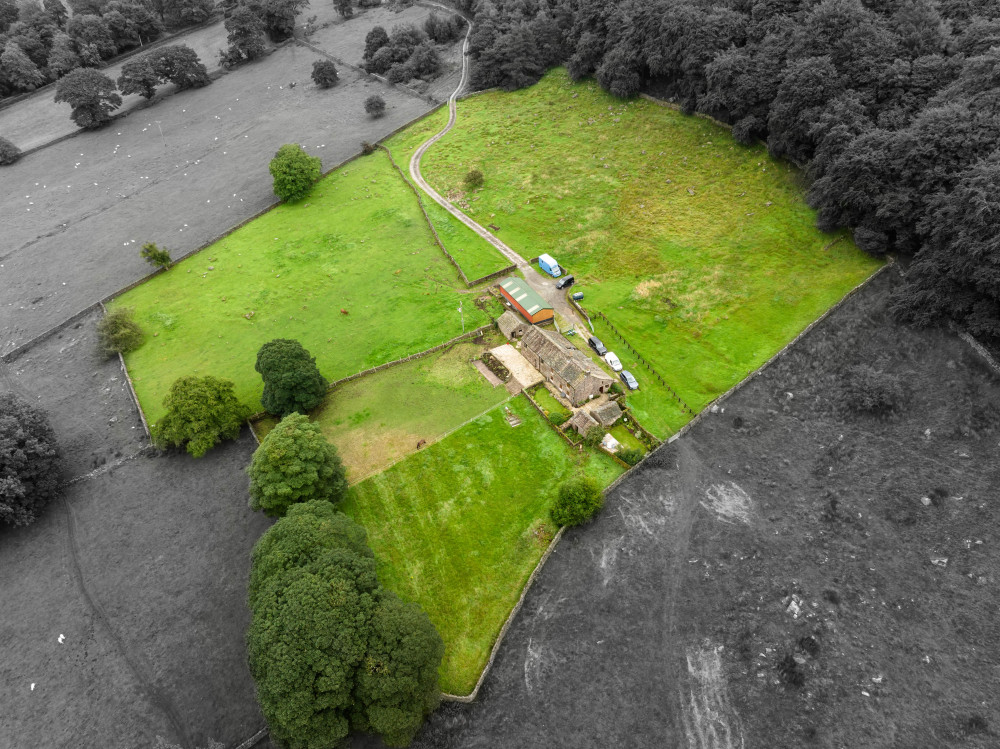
[340,395,623,695]
[254,335,511,482]
[113,147,505,425]
[414,68,884,436]
[529,384,571,423]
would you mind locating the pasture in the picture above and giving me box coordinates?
[342,395,623,695]
[255,334,510,482]
[114,148,493,425]
[415,69,883,435]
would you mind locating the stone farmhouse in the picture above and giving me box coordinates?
[519,327,614,406]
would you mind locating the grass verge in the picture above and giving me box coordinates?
[341,395,623,694]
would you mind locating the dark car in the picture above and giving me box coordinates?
[555,275,575,290]
[588,336,607,356]
[571,291,584,301]
[620,370,639,390]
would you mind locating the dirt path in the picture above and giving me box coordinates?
[406,9,587,332]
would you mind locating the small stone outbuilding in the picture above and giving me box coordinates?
[567,409,599,436]
[520,327,614,406]
[592,400,623,427]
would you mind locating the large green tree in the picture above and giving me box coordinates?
[255,339,328,416]
[117,55,160,99]
[152,375,246,457]
[248,501,443,748]
[149,44,210,89]
[248,413,348,517]
[221,4,266,66]
[0,40,46,91]
[551,476,604,526]
[54,68,121,129]
[0,394,63,527]
[268,143,322,203]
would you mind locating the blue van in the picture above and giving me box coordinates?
[538,253,562,278]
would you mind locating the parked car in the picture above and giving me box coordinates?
[620,370,639,390]
[538,253,562,278]
[571,291,584,301]
[605,352,622,371]
[555,275,575,290]
[588,336,607,356]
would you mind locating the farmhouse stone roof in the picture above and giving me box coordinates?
[568,409,599,435]
[497,311,524,339]
[593,400,623,427]
[521,327,614,390]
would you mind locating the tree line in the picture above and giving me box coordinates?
[0,0,214,99]
[464,0,1000,345]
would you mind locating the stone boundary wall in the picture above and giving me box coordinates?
[521,388,577,449]
[294,37,436,105]
[601,261,894,497]
[377,144,472,285]
[638,92,734,132]
[953,325,1000,377]
[1,303,101,363]
[442,520,568,703]
[380,143,515,287]
[99,303,153,439]
[664,262,896,446]
[325,323,494,391]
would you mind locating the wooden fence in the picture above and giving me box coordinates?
[588,310,695,415]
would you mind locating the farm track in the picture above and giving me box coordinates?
[406,10,588,333]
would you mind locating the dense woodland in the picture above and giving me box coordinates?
[0,0,213,98]
[463,0,1000,344]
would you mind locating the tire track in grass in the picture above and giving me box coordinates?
[61,493,191,748]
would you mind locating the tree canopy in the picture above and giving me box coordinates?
[152,375,246,457]
[54,67,121,129]
[0,393,63,527]
[461,0,1000,344]
[248,413,348,517]
[551,476,603,527]
[268,144,322,203]
[248,501,443,748]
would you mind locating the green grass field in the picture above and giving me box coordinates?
[255,336,510,482]
[114,149,495,425]
[415,69,883,435]
[383,118,512,282]
[341,395,623,695]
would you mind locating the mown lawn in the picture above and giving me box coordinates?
[530,384,570,419]
[255,337,510,482]
[341,395,623,695]
[113,149,491,425]
[414,69,884,435]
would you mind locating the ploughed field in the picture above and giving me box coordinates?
[415,68,883,436]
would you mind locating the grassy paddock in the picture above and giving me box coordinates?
[417,69,883,435]
[114,149,492,425]
[255,336,510,481]
[383,119,512,282]
[342,396,623,694]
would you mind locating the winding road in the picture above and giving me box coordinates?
[408,9,588,333]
